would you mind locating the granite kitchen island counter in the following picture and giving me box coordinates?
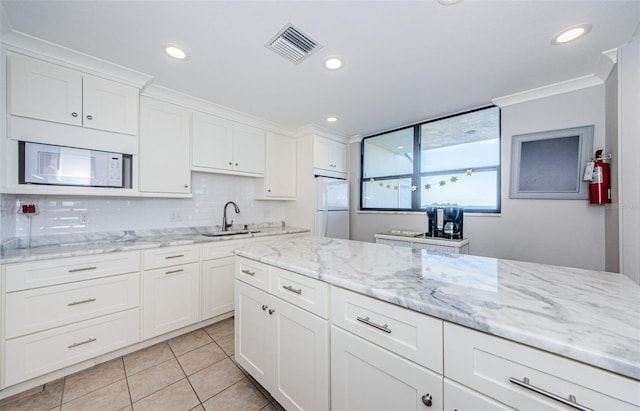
[233,236,640,381]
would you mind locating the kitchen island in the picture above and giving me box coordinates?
[233,236,640,410]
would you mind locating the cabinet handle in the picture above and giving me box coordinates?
[268,308,275,315]
[165,254,184,259]
[356,316,392,334]
[86,114,93,120]
[68,298,97,306]
[165,269,184,275]
[235,162,238,166]
[184,184,188,188]
[241,269,256,276]
[68,266,97,273]
[71,112,78,117]
[509,377,593,411]
[282,285,302,295]
[262,304,268,311]
[68,337,97,349]
[421,394,433,407]
[229,162,233,166]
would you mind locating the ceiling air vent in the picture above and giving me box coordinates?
[266,24,322,64]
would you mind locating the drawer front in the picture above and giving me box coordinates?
[201,239,245,260]
[143,245,199,269]
[5,273,140,339]
[331,286,443,373]
[4,309,140,387]
[235,257,270,292]
[444,379,515,411]
[4,251,140,292]
[444,323,640,410]
[271,266,328,318]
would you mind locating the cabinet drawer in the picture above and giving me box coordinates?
[444,323,640,410]
[271,267,328,319]
[5,273,139,339]
[235,257,270,292]
[4,251,140,292]
[201,239,245,260]
[4,309,139,387]
[143,245,199,269]
[331,286,443,373]
[444,379,514,411]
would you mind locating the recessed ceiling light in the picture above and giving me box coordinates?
[327,116,338,122]
[324,57,343,70]
[551,24,592,45]
[164,44,189,60]
[437,0,462,5]
[397,146,404,149]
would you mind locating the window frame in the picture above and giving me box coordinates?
[360,106,501,213]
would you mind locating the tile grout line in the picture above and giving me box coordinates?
[121,356,134,411]
[168,337,207,408]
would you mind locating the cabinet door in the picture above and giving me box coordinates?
[329,139,347,173]
[263,132,296,198]
[201,256,235,320]
[139,97,191,194]
[331,326,443,411]
[234,280,271,388]
[313,135,332,171]
[233,123,265,175]
[192,111,234,171]
[82,75,139,135]
[142,262,199,339]
[9,54,83,126]
[270,296,329,411]
[444,379,514,411]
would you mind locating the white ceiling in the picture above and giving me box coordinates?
[1,1,638,138]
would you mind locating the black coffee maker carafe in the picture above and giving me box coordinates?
[426,206,463,239]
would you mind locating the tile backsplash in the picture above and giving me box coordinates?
[1,172,286,244]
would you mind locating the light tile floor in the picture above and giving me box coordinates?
[0,317,284,411]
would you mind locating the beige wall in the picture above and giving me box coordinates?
[350,85,608,271]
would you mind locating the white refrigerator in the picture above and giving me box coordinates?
[315,176,350,239]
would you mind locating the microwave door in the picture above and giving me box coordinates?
[57,147,93,186]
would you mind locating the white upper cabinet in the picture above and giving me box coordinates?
[192,111,265,176]
[138,97,191,195]
[255,132,296,200]
[314,135,347,177]
[9,54,139,136]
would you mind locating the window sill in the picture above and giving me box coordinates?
[356,210,502,217]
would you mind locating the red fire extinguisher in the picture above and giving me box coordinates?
[589,150,610,205]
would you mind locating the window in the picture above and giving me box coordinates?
[361,106,500,212]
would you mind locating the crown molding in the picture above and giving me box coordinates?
[492,74,602,107]
[0,30,153,88]
[294,123,348,141]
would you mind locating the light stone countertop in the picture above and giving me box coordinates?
[0,225,309,264]
[233,236,640,381]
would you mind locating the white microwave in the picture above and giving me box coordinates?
[19,142,132,188]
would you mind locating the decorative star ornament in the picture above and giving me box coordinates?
[424,184,431,190]
[465,169,473,176]
[450,176,458,183]
[410,185,417,191]
[379,182,383,187]
[393,185,399,190]
[369,178,375,183]
[439,180,446,187]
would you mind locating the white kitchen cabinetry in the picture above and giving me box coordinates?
[9,54,139,135]
[142,245,200,339]
[443,379,514,411]
[314,135,347,177]
[2,252,141,387]
[444,323,640,410]
[139,97,192,195]
[331,326,443,411]
[200,240,241,321]
[235,258,330,411]
[192,111,265,176]
[254,132,296,200]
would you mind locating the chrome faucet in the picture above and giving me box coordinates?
[222,201,240,231]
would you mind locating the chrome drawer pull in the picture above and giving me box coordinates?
[165,254,184,259]
[68,337,97,349]
[356,316,392,334]
[282,285,302,294]
[68,298,97,306]
[241,269,256,276]
[68,266,97,273]
[165,269,184,275]
[509,377,593,411]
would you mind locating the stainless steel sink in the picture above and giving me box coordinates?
[200,230,260,237]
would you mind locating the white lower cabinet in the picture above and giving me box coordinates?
[331,326,443,411]
[443,379,514,411]
[234,261,329,411]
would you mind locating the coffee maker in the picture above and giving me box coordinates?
[425,206,463,239]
